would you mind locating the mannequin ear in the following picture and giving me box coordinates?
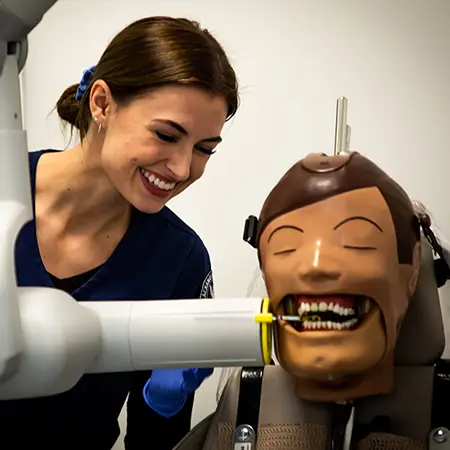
[407,241,421,297]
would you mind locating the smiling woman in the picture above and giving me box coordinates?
[56,17,237,214]
[99,84,229,212]
[7,15,239,450]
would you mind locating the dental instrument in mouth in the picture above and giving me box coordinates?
[273,315,302,322]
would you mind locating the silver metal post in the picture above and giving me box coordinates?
[334,97,349,155]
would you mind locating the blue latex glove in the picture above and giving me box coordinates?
[143,368,213,418]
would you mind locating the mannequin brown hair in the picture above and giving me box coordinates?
[256,152,420,264]
[56,16,239,141]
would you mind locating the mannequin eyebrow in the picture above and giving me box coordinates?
[334,216,383,232]
[154,119,222,143]
[268,225,304,242]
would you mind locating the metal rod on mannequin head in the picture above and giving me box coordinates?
[334,97,351,155]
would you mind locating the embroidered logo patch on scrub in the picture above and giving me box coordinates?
[200,270,214,298]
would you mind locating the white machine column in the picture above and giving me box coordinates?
[0,44,31,382]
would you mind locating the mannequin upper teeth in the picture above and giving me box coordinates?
[140,168,175,190]
[297,301,360,330]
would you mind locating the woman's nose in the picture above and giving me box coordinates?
[166,148,192,181]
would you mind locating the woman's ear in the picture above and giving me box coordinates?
[407,240,421,297]
[89,80,114,126]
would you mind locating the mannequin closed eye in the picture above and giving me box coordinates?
[343,244,377,250]
[335,216,382,251]
[272,242,378,254]
[269,225,303,255]
[268,217,382,254]
[274,248,297,255]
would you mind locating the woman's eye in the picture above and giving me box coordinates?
[195,146,216,156]
[156,132,178,143]
[155,131,216,156]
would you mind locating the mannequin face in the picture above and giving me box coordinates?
[259,187,418,380]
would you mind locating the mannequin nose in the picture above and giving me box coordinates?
[298,266,341,283]
[296,241,341,283]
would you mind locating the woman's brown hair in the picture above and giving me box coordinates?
[56,16,239,141]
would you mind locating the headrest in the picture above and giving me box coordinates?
[395,236,445,365]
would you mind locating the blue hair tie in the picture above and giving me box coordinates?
[75,65,96,101]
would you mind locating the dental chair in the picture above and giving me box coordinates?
[173,233,450,449]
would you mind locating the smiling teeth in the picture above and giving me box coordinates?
[297,302,354,317]
[140,168,175,191]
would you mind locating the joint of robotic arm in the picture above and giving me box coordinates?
[6,39,28,74]
[0,40,28,76]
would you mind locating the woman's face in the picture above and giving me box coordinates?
[90,83,228,213]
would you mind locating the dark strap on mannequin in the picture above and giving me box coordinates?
[431,359,450,430]
[235,367,264,442]
[326,402,354,450]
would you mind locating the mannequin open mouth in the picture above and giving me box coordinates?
[280,294,372,332]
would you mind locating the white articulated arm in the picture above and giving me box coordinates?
[0,293,273,400]
[0,45,29,382]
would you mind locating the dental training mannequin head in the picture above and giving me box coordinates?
[55,17,238,215]
[256,152,421,402]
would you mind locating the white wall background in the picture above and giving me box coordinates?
[23,0,450,448]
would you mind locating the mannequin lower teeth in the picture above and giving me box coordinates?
[281,294,372,332]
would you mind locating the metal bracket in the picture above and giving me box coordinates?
[232,424,256,450]
[429,428,450,449]
[333,97,352,155]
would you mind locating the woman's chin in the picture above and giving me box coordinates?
[127,193,168,214]
[135,201,166,214]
